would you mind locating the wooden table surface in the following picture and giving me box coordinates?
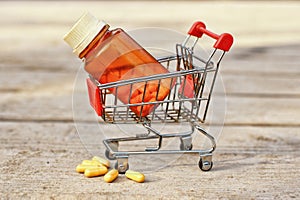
[0,1,299,199]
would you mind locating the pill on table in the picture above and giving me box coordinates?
[92,156,110,168]
[104,169,119,183]
[81,159,102,166]
[125,170,145,183]
[84,166,108,178]
[76,164,101,173]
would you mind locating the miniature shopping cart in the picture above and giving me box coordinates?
[86,21,233,173]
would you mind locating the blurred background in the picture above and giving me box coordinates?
[1,0,299,122]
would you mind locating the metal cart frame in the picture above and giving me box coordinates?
[85,21,233,173]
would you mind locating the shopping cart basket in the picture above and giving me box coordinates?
[85,21,233,173]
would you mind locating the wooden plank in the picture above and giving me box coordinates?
[0,52,299,126]
[0,122,298,199]
[221,73,300,96]
[0,91,299,126]
[223,44,300,74]
[0,72,72,92]
[1,1,300,49]
[224,96,300,126]
[1,63,299,98]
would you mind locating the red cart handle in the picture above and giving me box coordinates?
[188,21,233,52]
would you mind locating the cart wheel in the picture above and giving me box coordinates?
[180,143,193,151]
[105,150,116,160]
[115,161,129,174]
[198,158,213,171]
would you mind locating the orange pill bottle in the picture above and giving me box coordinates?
[64,12,172,117]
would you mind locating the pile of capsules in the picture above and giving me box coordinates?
[76,156,145,183]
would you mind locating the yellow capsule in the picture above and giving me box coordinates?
[104,169,119,183]
[76,164,100,173]
[125,170,145,183]
[81,159,102,166]
[92,156,110,168]
[84,166,108,178]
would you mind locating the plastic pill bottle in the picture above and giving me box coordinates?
[64,12,172,117]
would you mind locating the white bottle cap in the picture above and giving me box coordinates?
[64,12,109,57]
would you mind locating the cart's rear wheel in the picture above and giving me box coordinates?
[105,149,116,160]
[198,158,213,171]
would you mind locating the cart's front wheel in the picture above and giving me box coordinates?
[115,160,129,174]
[198,158,213,171]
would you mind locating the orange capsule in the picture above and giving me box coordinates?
[76,164,100,173]
[84,166,108,178]
[81,159,102,166]
[125,170,145,183]
[104,169,119,183]
[92,156,110,168]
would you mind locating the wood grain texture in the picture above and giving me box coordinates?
[0,1,299,199]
